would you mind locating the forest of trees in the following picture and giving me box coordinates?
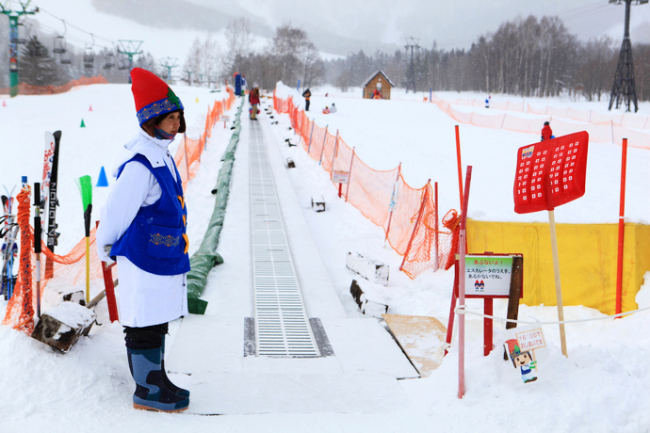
[5,13,650,103]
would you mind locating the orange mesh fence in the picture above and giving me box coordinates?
[274,89,459,279]
[174,87,236,189]
[3,186,108,334]
[0,76,108,95]
[431,93,650,149]
[3,88,236,334]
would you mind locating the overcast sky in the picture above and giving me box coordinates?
[190,0,650,52]
[16,0,650,62]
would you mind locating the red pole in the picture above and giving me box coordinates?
[445,262,458,356]
[616,138,628,315]
[458,166,472,399]
[455,125,464,209]
[484,298,493,356]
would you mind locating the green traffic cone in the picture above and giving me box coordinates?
[80,119,86,127]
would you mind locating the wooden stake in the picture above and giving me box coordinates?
[548,209,568,357]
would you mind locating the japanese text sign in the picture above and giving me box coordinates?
[332,170,350,184]
[515,328,546,352]
[513,131,589,214]
[464,255,513,297]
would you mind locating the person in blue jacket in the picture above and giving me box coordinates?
[97,68,191,413]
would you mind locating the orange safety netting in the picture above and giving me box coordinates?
[430,93,650,150]
[2,186,107,333]
[3,88,237,334]
[274,89,459,279]
[175,88,236,189]
[0,76,109,96]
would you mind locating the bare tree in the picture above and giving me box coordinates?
[224,18,252,74]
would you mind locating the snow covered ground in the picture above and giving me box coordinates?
[1,82,650,432]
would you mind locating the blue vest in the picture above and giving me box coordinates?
[110,154,190,276]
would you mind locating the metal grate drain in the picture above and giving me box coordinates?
[249,122,320,357]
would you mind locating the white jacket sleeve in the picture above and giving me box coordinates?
[96,161,160,262]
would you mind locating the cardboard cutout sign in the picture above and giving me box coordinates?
[504,327,547,384]
[514,131,589,214]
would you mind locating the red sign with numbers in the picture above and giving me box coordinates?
[514,131,589,214]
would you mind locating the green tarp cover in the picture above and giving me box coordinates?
[187,101,244,314]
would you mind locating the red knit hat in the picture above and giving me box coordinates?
[130,68,184,126]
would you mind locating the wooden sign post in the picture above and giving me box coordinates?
[445,253,524,358]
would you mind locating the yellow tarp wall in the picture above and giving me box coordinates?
[466,220,650,316]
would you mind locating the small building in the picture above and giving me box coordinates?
[362,70,394,100]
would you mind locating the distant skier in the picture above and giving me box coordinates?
[302,88,311,111]
[249,86,260,120]
[372,88,383,99]
[329,102,337,113]
[541,121,553,141]
[485,95,491,109]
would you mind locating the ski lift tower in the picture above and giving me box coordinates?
[160,57,178,84]
[117,39,143,81]
[0,0,38,97]
[608,0,648,112]
[404,37,420,94]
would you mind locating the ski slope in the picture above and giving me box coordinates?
[1,82,650,432]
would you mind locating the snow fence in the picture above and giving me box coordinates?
[467,219,650,315]
[273,84,460,279]
[430,93,650,149]
[186,98,244,314]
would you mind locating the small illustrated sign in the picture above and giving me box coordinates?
[464,255,513,297]
[332,170,350,184]
[504,327,547,384]
[513,131,589,214]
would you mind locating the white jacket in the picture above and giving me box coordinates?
[96,130,188,327]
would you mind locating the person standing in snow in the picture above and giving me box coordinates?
[541,121,553,141]
[249,86,260,120]
[96,68,191,413]
[302,88,311,111]
[329,102,337,113]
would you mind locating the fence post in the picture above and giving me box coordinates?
[318,125,329,165]
[434,181,439,271]
[611,120,615,144]
[399,179,430,272]
[329,130,339,179]
[500,113,506,129]
[345,147,355,202]
[307,120,315,154]
[385,163,402,242]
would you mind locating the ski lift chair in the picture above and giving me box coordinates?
[53,36,66,54]
[84,49,95,70]
[84,34,95,70]
[103,49,115,69]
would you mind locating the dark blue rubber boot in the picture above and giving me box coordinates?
[127,346,190,412]
[161,335,190,398]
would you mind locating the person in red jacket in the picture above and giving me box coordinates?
[249,86,260,120]
[541,121,552,141]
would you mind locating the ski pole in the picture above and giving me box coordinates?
[34,182,42,318]
[77,175,93,305]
